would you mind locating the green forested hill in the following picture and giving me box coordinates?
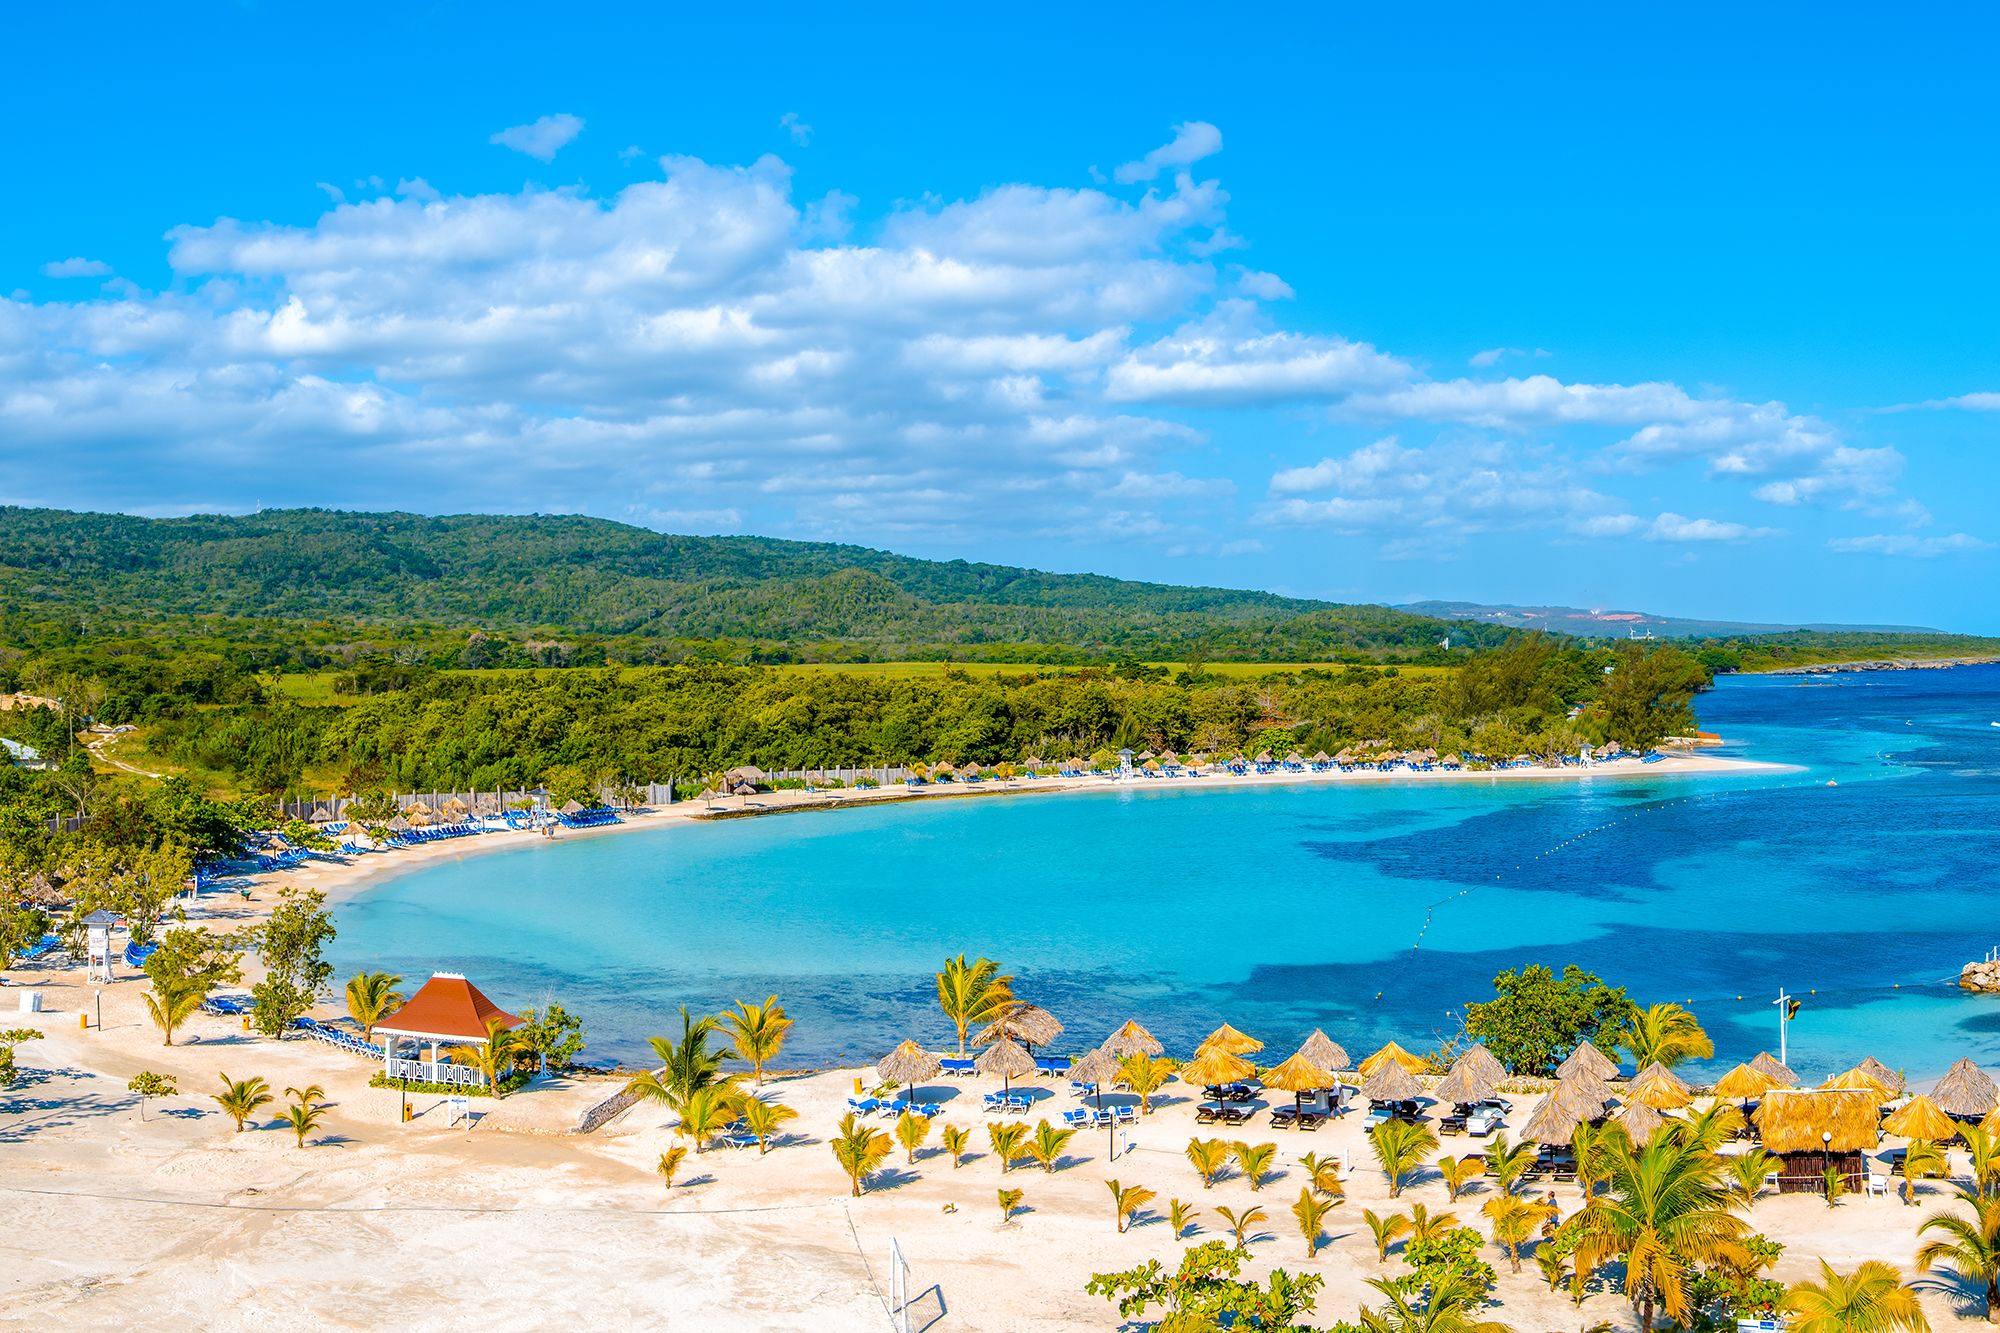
[0,506,1508,662]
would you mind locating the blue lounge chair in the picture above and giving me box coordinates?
[939,1057,976,1076]
[1034,1056,1071,1077]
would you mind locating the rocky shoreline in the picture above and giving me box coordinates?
[1765,656,2000,676]
[1961,957,2000,993]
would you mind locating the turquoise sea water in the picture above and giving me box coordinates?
[331,666,2000,1079]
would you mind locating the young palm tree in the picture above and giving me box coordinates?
[280,1085,326,1149]
[1903,1141,1950,1206]
[831,1112,893,1197]
[1728,1149,1778,1205]
[934,954,1014,1054]
[1216,1204,1266,1254]
[738,1095,797,1154]
[673,1085,740,1153]
[1358,1270,1512,1333]
[1616,1002,1714,1070]
[1823,1164,1850,1207]
[1485,1132,1536,1194]
[1964,1126,2000,1199]
[1107,1179,1156,1233]
[1441,1154,1484,1202]
[1026,1118,1075,1173]
[1117,1053,1176,1113]
[1364,1208,1410,1262]
[987,1120,1029,1174]
[1301,1151,1344,1201]
[1370,1118,1439,1198]
[655,1145,688,1191]
[895,1109,932,1164]
[1570,1131,1749,1329]
[1483,1192,1557,1273]
[1915,1185,2000,1322]
[997,1187,1024,1225]
[719,995,792,1087]
[213,1073,273,1132]
[1571,1120,1621,1196]
[1186,1136,1229,1189]
[1671,1103,1745,1152]
[1169,1198,1200,1239]
[143,980,204,1046]
[1293,1187,1334,1258]
[344,970,404,1038]
[941,1122,970,1168]
[1406,1202,1459,1246]
[1783,1259,1931,1333]
[462,1017,529,1097]
[1231,1140,1277,1191]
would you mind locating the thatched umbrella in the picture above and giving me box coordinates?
[1625,1071,1694,1111]
[1556,1040,1618,1081]
[1361,1060,1423,1104]
[1296,1029,1351,1073]
[1179,1046,1254,1094]
[1433,1045,1505,1106]
[1261,1051,1337,1122]
[975,1037,1036,1093]
[1559,1067,1615,1109]
[1101,1020,1164,1060]
[1713,1062,1779,1102]
[877,1040,943,1107]
[1197,1023,1264,1057]
[974,1003,1064,1055]
[386,815,412,832]
[1933,1058,1999,1118]
[1750,1050,1799,1086]
[404,805,435,827]
[1523,1083,1601,1146]
[1883,1095,1957,1142]
[1070,1047,1120,1092]
[1857,1057,1906,1097]
[1359,1041,1428,1077]
[1615,1100,1667,1144]
[1819,1066,1894,1100]
[442,796,472,817]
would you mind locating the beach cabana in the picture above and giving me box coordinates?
[1261,1051,1337,1124]
[1750,1050,1799,1086]
[877,1040,943,1107]
[1933,1058,1999,1119]
[1360,1060,1423,1105]
[1178,1046,1254,1095]
[974,1003,1064,1055]
[374,972,520,1092]
[1713,1062,1779,1105]
[1359,1041,1428,1077]
[1883,1095,1957,1143]
[1196,1023,1264,1057]
[1101,1020,1164,1059]
[1556,1040,1618,1082]
[1432,1044,1505,1106]
[974,1037,1036,1093]
[1756,1088,1878,1192]
[1296,1029,1351,1073]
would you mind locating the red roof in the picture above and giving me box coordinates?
[375,974,521,1043]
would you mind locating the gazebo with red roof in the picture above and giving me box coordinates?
[375,972,522,1090]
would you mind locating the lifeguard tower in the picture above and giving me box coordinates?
[82,909,121,982]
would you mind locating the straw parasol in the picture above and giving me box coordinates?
[1101,1020,1164,1059]
[1196,1023,1265,1057]
[1262,1051,1337,1121]
[1750,1051,1799,1086]
[1712,1062,1779,1102]
[1522,1082,1602,1145]
[1819,1066,1894,1100]
[973,1003,1064,1054]
[1296,1029,1351,1072]
[1883,1095,1957,1143]
[1858,1057,1906,1096]
[1433,1045,1506,1106]
[1625,1072,1694,1111]
[1069,1047,1122,1116]
[442,795,471,816]
[1556,1040,1618,1082]
[1614,1100,1667,1144]
[1932,1058,1999,1118]
[1179,1046,1254,1092]
[1361,1060,1424,1104]
[1359,1041,1428,1077]
[975,1037,1036,1092]
[1559,1067,1615,1109]
[1756,1088,1878,1153]
[877,1040,943,1105]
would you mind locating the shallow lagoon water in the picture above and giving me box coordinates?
[332,666,2000,1077]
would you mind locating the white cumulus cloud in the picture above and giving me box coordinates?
[1828,532,1991,557]
[489,113,584,162]
[1114,121,1222,184]
[42,257,111,278]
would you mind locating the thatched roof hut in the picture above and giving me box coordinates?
[1359,1041,1428,1076]
[1556,1040,1618,1081]
[1712,1062,1779,1101]
[1750,1051,1799,1086]
[1820,1065,1894,1099]
[1179,1046,1254,1089]
[1262,1051,1336,1094]
[1196,1023,1264,1057]
[974,1037,1036,1088]
[1296,1029,1351,1072]
[973,1003,1064,1052]
[1522,1083,1601,1145]
[877,1039,943,1087]
[1933,1058,1999,1118]
[1069,1047,1121,1089]
[1559,1068,1615,1109]
[1858,1057,1905,1096]
[1756,1088,1878,1191]
[1101,1019,1164,1059]
[1361,1061,1424,1103]
[1883,1095,1957,1142]
[1627,1062,1694,1110]
[1615,1100,1667,1144]
[1433,1045,1506,1105]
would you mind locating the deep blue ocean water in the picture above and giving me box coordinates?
[331,666,2000,1078]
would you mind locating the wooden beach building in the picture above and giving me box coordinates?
[1755,1088,1878,1192]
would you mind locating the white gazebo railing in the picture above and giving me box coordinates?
[386,1055,485,1089]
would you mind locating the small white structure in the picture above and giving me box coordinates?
[82,909,120,983]
[17,991,42,1014]
[1116,748,1134,779]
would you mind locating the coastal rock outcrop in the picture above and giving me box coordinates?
[1960,959,2000,993]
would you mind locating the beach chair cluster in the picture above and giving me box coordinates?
[384,821,486,847]
[555,808,622,829]
[1060,1103,1134,1129]
[1438,1096,1510,1138]
[1268,1105,1329,1131]
[199,993,254,1017]
[846,1095,942,1120]
[122,940,158,969]
[10,933,61,965]
[292,1015,387,1059]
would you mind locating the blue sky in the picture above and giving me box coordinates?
[4,4,1996,629]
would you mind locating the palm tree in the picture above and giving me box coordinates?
[1107,1179,1156,1233]
[143,980,203,1046]
[344,970,404,1039]
[1965,1126,2000,1198]
[1026,1118,1075,1173]
[1293,1187,1334,1258]
[1441,1154,1484,1202]
[738,1095,796,1154]
[1118,1053,1175,1113]
[1371,1118,1439,1198]
[1617,1002,1714,1070]
[280,1084,326,1148]
[1231,1140,1277,1191]
[655,1145,688,1191]
[1672,1103,1745,1152]
[987,1120,1029,1174]
[1485,1132,1536,1194]
[462,1017,529,1096]
[1483,1193,1557,1273]
[997,1187,1024,1225]
[719,995,792,1087]
[1407,1202,1460,1245]
[213,1074,273,1132]
[1823,1164,1850,1207]
[1170,1198,1200,1239]
[673,1085,740,1153]
[1571,1120,1621,1196]
[1729,1149,1779,1205]
[831,1112,893,1197]
[1364,1208,1411,1262]
[1301,1151,1344,1201]
[1216,1204,1266,1253]
[935,955,1013,1054]
[1784,1259,1931,1333]
[895,1109,932,1164]
[941,1123,970,1168]
[1186,1136,1229,1189]
[1915,1185,2000,1322]
[1903,1142,1950,1206]
[1358,1270,1513,1333]
[1571,1131,1749,1329]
